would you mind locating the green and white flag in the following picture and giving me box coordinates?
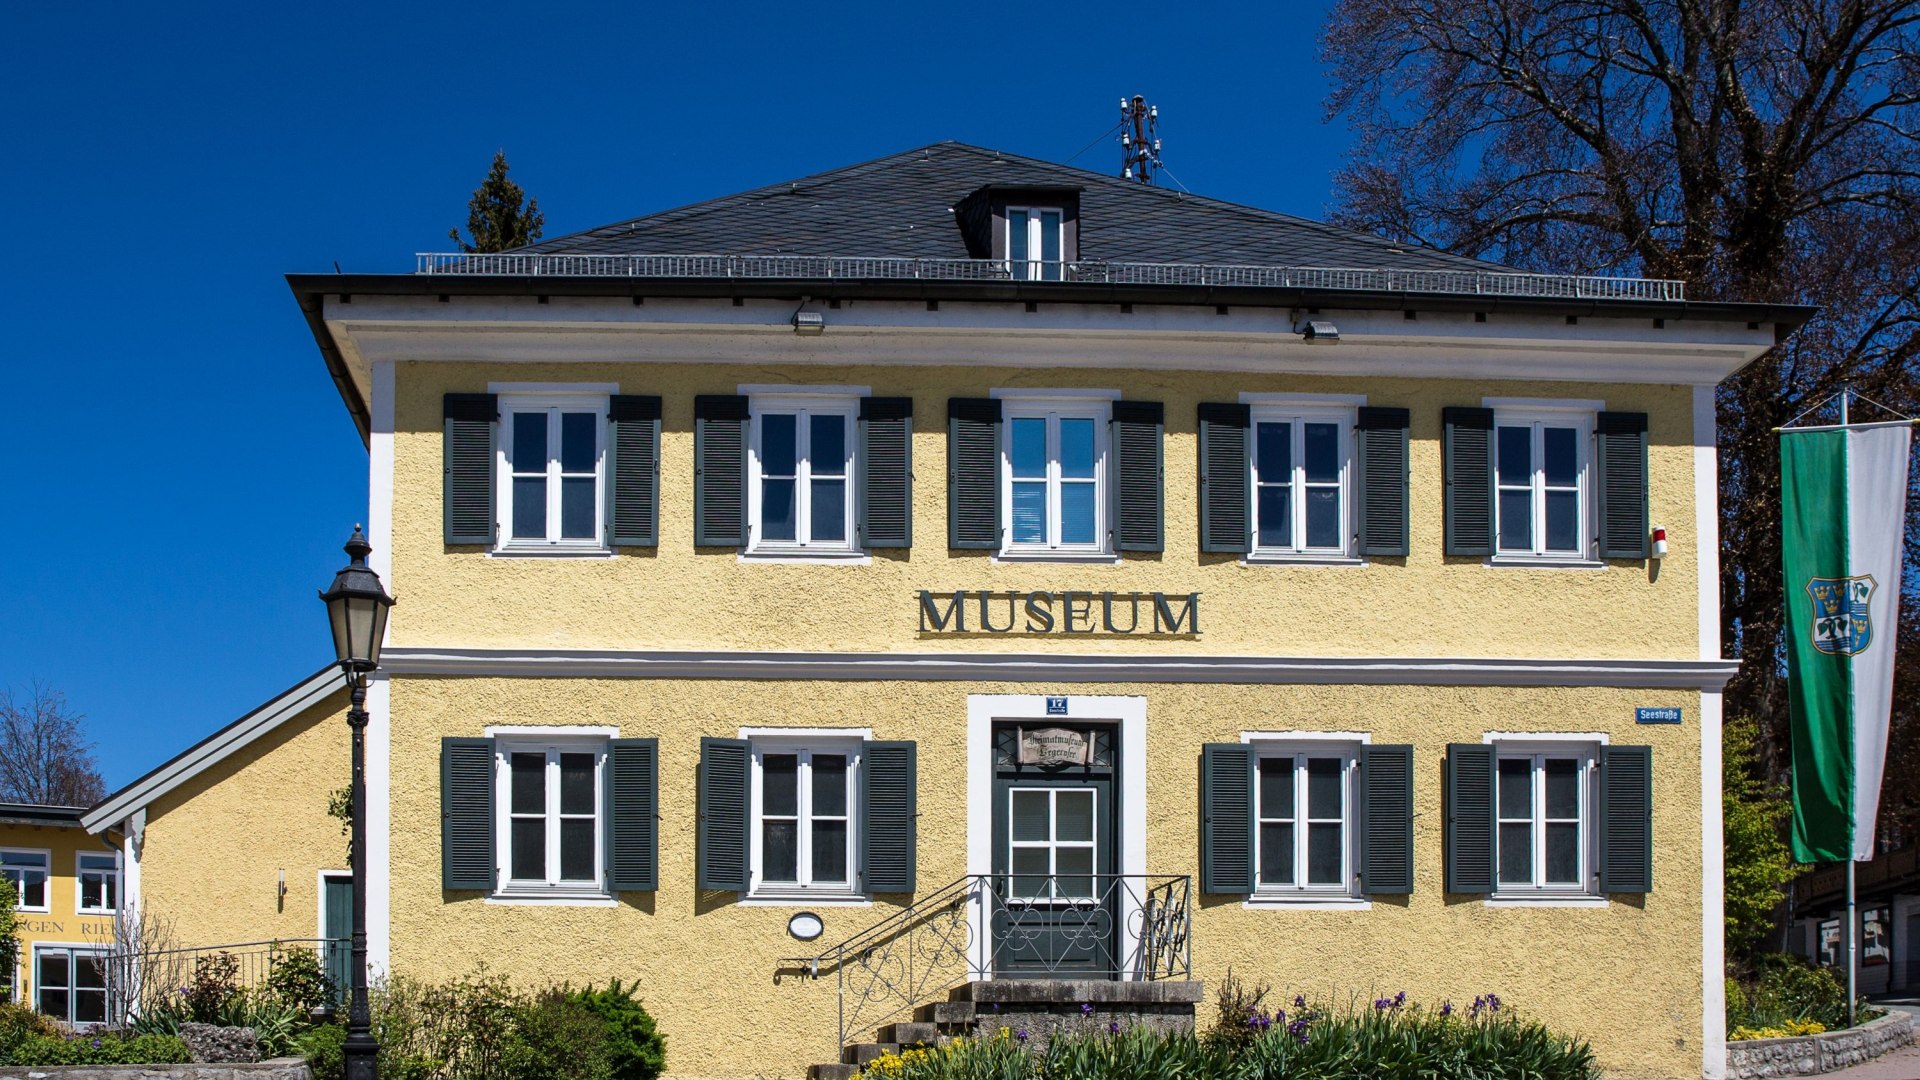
[1782,421,1912,863]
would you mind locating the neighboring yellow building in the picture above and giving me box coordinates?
[2,803,121,1022]
[87,142,1814,1079]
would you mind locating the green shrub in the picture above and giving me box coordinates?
[1,1031,190,1066]
[0,1002,58,1060]
[296,1023,345,1080]
[568,980,666,1080]
[1729,952,1856,1033]
[505,989,611,1080]
[266,945,334,1015]
[184,952,243,1023]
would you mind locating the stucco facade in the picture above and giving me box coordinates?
[1,809,119,1012]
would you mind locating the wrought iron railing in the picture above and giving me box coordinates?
[99,938,348,1023]
[412,252,1686,302]
[781,873,1191,1052]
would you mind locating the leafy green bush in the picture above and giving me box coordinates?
[1728,952,1857,1033]
[184,952,243,1023]
[266,945,334,1016]
[296,1023,345,1080]
[0,1002,58,1061]
[505,989,611,1080]
[568,980,666,1080]
[1,1030,190,1066]
[1723,716,1804,960]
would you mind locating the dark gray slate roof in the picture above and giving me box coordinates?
[519,141,1513,272]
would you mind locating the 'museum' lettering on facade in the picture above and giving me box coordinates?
[916,591,1198,634]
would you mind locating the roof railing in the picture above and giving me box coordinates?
[412,253,1686,302]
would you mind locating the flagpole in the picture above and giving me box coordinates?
[1840,385,1858,1031]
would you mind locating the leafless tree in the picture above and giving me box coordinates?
[1322,0,1920,792]
[0,683,107,806]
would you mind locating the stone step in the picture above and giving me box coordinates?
[808,1065,858,1080]
[842,1041,900,1066]
[883,1021,939,1046]
[917,999,975,1026]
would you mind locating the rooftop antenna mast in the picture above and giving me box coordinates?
[1119,95,1162,184]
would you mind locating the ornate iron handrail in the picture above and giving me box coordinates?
[780,873,1191,1051]
[412,252,1685,302]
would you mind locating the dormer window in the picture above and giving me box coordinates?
[1007,207,1064,281]
[953,185,1080,277]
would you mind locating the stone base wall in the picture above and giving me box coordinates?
[0,1057,310,1080]
[952,979,1201,1052]
[1728,1010,1914,1079]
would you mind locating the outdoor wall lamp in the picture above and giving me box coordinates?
[1298,320,1340,344]
[793,309,826,335]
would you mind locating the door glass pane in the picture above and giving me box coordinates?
[1258,758,1294,817]
[762,821,797,882]
[1055,846,1093,896]
[812,755,847,816]
[1545,823,1579,884]
[1544,490,1578,551]
[559,819,594,881]
[511,753,545,814]
[1543,759,1579,818]
[1256,422,1291,481]
[559,753,594,815]
[812,820,848,883]
[39,952,69,990]
[1306,823,1342,885]
[1010,418,1046,477]
[1010,847,1049,896]
[1011,482,1046,543]
[1011,790,1049,842]
[1039,210,1062,280]
[1259,822,1294,884]
[1303,423,1338,482]
[810,414,846,474]
[1008,210,1030,268]
[510,819,544,880]
[1497,490,1531,551]
[1059,418,1095,478]
[560,477,595,539]
[811,479,847,542]
[1304,488,1339,548]
[512,412,548,471]
[512,477,547,539]
[1257,486,1291,548]
[1496,426,1531,483]
[761,479,797,542]
[560,412,596,473]
[39,989,70,1022]
[75,989,106,1025]
[762,755,798,816]
[1497,822,1532,885]
[1055,791,1094,842]
[1542,427,1577,486]
[1306,757,1342,817]
[1060,483,1096,545]
[1497,758,1532,818]
[761,413,797,475]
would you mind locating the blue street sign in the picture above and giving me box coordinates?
[1636,707,1683,724]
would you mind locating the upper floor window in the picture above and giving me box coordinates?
[1494,409,1591,559]
[496,738,607,897]
[1007,207,1064,281]
[499,391,608,552]
[0,850,48,912]
[1003,400,1108,556]
[1252,407,1352,555]
[1495,744,1597,896]
[750,738,861,898]
[77,853,117,914]
[750,397,857,553]
[1255,744,1359,898]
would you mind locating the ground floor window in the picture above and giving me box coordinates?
[495,739,608,895]
[0,850,49,911]
[1494,745,1596,895]
[751,740,860,897]
[1254,744,1359,897]
[35,947,108,1026]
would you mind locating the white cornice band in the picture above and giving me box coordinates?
[379,647,1740,689]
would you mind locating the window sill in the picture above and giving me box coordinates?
[1484,894,1607,908]
[992,550,1120,565]
[486,889,617,907]
[739,548,872,565]
[76,908,116,917]
[1242,896,1371,910]
[1485,556,1605,570]
[1242,553,1366,567]
[489,545,614,559]
[740,893,873,908]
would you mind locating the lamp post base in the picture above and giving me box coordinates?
[343,1031,379,1080]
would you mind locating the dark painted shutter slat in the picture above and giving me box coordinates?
[1200,743,1255,893]
[608,396,661,548]
[948,398,1001,549]
[1198,403,1251,554]
[697,737,751,892]
[861,741,917,893]
[694,395,749,547]
[607,738,658,892]
[443,394,497,545]
[440,737,494,891]
[1445,743,1495,894]
[859,397,914,549]
[1110,400,1164,552]
[1355,407,1411,557]
[1595,412,1651,559]
[1360,744,1415,894]
[1443,407,1495,556]
[1600,745,1654,893]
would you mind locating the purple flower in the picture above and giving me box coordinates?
[90,1038,102,1048]
[1374,997,1392,1011]
[1471,995,1486,1017]
[1293,994,1307,1009]
[1108,1021,1121,1035]
[1440,1001,1454,1017]
[1081,1003,1094,1016]
[1015,1028,1029,1043]
[1393,991,1407,1008]
[1487,993,1502,1013]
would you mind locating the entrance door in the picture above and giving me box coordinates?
[990,723,1117,977]
[322,874,352,1005]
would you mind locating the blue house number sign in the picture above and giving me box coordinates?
[1635,707,1683,724]
[1046,697,1069,716]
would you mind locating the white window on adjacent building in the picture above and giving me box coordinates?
[1493,408,1593,560]
[495,739,608,896]
[1250,406,1353,555]
[750,738,861,898]
[1007,207,1065,281]
[749,397,858,554]
[1253,744,1359,898]
[1494,743,1598,896]
[0,850,49,912]
[1002,400,1109,556]
[76,853,118,914]
[35,946,108,1026]
[497,390,609,551]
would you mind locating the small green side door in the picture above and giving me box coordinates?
[322,874,352,1005]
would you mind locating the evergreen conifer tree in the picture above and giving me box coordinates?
[450,150,544,254]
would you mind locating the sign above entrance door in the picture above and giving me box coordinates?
[1017,726,1092,766]
[917,591,1199,635]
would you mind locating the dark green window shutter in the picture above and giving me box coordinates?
[607,738,658,892]
[694,395,749,547]
[859,397,914,549]
[1443,407,1495,556]
[948,398,1001,549]
[1198,403,1251,554]
[443,394,497,546]
[1355,407,1411,557]
[1360,744,1414,894]
[1200,743,1255,893]
[608,396,661,548]
[1600,745,1654,893]
[440,737,494,891]
[1445,743,1495,894]
[697,737,750,892]
[861,741,917,893]
[1595,412,1650,559]
[1110,400,1164,552]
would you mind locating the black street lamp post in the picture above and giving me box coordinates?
[318,527,394,1080]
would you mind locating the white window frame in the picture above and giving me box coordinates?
[1489,404,1595,562]
[749,736,863,900]
[0,849,50,913]
[1249,742,1361,900]
[493,737,609,899]
[32,943,110,1027]
[495,389,611,553]
[1006,206,1066,281]
[747,394,860,556]
[1248,405,1355,557]
[999,398,1111,558]
[1488,739,1601,899]
[75,852,118,915]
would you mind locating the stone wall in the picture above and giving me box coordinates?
[1728,1010,1914,1079]
[0,1057,310,1080]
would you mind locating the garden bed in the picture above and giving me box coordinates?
[1727,1009,1913,1079]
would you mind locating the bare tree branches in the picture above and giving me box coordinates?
[0,683,106,806]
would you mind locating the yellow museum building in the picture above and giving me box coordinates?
[2,803,122,1021]
[77,143,1813,1079]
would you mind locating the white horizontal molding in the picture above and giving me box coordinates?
[379,647,1740,689]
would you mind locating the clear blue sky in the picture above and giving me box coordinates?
[1,1,1350,788]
